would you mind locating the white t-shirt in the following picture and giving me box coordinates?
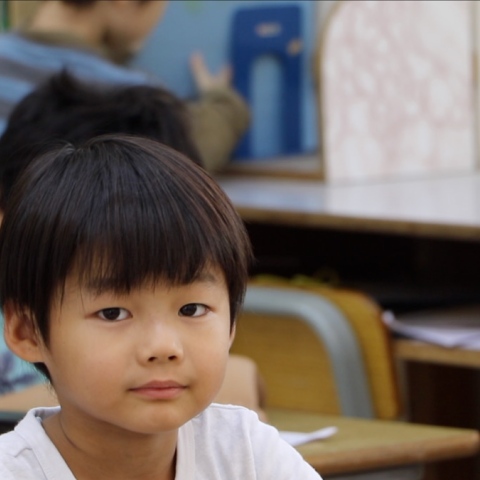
[0,404,322,479]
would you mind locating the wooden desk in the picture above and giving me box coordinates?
[268,408,480,476]
[218,172,480,240]
[395,339,480,369]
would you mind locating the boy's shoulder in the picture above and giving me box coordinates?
[191,403,273,439]
[0,429,41,479]
[0,407,73,479]
[179,404,322,479]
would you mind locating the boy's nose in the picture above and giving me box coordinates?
[141,319,184,363]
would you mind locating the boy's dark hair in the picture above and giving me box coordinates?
[0,135,252,379]
[0,71,202,209]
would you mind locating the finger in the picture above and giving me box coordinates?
[219,65,233,84]
[189,52,205,74]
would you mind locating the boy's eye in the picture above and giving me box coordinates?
[179,303,208,317]
[97,308,130,321]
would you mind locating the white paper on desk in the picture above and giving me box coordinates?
[279,426,338,447]
[383,306,480,349]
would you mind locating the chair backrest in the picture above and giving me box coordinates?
[231,276,402,420]
[230,4,303,158]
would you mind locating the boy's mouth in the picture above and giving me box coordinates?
[130,380,186,400]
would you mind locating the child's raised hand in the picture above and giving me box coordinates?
[189,52,232,93]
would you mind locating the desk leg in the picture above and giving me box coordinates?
[405,362,480,479]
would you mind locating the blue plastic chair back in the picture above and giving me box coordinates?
[231,5,303,159]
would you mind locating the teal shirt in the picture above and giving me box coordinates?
[0,313,44,394]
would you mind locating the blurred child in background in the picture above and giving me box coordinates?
[0,0,249,172]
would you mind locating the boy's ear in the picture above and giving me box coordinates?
[3,301,45,363]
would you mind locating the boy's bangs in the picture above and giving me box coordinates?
[58,140,243,295]
[70,198,213,295]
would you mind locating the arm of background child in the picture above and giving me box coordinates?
[187,53,250,173]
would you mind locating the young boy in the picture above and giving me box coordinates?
[0,0,249,172]
[0,135,320,478]
[0,73,266,421]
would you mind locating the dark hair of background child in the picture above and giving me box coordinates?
[0,71,203,209]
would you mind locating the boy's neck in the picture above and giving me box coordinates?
[42,411,177,480]
[27,1,107,51]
